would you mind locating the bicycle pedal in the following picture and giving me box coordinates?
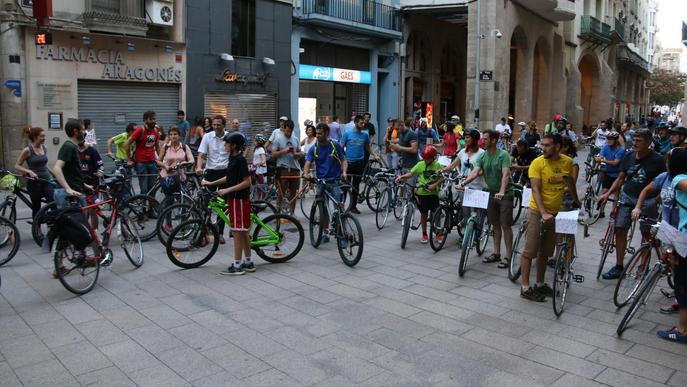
[573,275,585,283]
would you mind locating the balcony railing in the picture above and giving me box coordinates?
[580,15,612,44]
[83,0,147,36]
[611,17,625,41]
[301,0,401,32]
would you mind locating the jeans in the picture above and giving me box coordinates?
[135,161,158,195]
[386,152,399,170]
[317,180,342,230]
[27,179,54,218]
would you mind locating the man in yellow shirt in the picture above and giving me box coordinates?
[520,133,580,302]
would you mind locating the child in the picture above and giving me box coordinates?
[395,145,443,244]
[252,134,268,200]
[202,132,253,275]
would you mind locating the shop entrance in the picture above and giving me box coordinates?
[299,80,368,124]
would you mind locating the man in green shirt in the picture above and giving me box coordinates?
[460,129,514,267]
[52,118,86,209]
[106,123,136,161]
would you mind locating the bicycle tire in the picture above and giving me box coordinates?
[53,237,99,295]
[400,203,414,249]
[365,179,387,213]
[597,224,614,280]
[0,201,13,248]
[512,192,523,224]
[299,185,312,220]
[509,223,525,282]
[120,218,143,268]
[309,199,325,248]
[0,199,16,227]
[393,194,405,221]
[476,221,491,256]
[32,202,57,247]
[429,206,450,252]
[337,214,364,267]
[0,217,20,267]
[459,220,475,277]
[252,213,304,263]
[166,220,219,269]
[552,243,570,317]
[617,264,662,336]
[582,189,601,226]
[156,203,202,245]
[121,195,160,242]
[375,187,391,230]
[613,244,651,308]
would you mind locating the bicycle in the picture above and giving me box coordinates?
[596,198,637,280]
[457,192,493,277]
[429,173,465,251]
[308,177,364,267]
[616,218,675,336]
[374,167,404,230]
[509,216,547,282]
[552,213,587,316]
[398,182,421,250]
[166,193,304,269]
[0,169,51,225]
[51,176,143,295]
[0,216,20,267]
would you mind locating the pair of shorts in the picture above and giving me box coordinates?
[487,196,514,226]
[615,192,658,233]
[227,198,251,232]
[417,194,439,213]
[674,256,687,308]
[602,174,616,189]
[522,209,557,259]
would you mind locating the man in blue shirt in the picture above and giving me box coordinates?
[596,131,625,217]
[341,115,377,213]
[304,123,348,243]
[177,110,191,145]
[415,118,439,158]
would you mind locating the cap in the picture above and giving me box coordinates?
[517,121,527,126]
[279,116,288,121]
[669,126,687,136]
[450,115,460,121]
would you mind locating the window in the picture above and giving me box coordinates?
[232,0,255,57]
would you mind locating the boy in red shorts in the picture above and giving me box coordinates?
[202,132,253,275]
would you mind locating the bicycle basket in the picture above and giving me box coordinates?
[0,174,18,191]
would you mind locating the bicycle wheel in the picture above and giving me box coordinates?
[299,185,313,220]
[375,187,391,230]
[583,189,600,226]
[156,204,201,245]
[309,199,325,248]
[476,221,491,256]
[597,224,614,280]
[166,220,219,269]
[336,214,364,267]
[512,192,523,224]
[509,223,525,282]
[32,202,57,247]
[121,195,160,242]
[400,203,414,249]
[429,206,450,252]
[614,244,651,308]
[53,238,99,295]
[617,264,662,336]
[252,214,304,263]
[459,220,475,277]
[365,179,387,213]
[552,244,570,317]
[0,217,20,266]
[120,218,143,268]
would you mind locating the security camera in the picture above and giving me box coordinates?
[495,30,503,39]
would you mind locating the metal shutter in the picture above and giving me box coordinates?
[204,92,277,143]
[77,80,180,160]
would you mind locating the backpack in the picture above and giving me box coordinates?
[54,208,93,250]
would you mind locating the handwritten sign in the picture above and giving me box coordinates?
[555,210,579,235]
[438,156,451,167]
[462,188,489,209]
[656,220,687,257]
[521,187,532,208]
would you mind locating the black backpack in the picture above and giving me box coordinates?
[54,208,93,250]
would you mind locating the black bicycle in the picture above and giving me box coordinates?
[429,173,465,252]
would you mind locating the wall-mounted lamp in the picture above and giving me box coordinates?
[262,57,275,65]
[219,53,234,62]
[480,29,502,39]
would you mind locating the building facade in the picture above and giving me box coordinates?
[0,0,186,167]
[655,48,683,73]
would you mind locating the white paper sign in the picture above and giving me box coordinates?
[462,188,490,209]
[521,187,532,208]
[656,220,687,257]
[555,210,579,235]
[438,156,451,167]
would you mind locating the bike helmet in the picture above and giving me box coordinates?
[223,131,246,150]
[421,145,437,160]
[254,134,266,146]
[464,128,481,142]
[607,131,620,139]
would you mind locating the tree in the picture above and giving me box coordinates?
[648,69,687,106]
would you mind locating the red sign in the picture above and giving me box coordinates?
[425,102,433,128]
[34,31,52,45]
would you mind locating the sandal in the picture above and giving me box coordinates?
[483,253,500,263]
[497,258,509,269]
[657,327,687,344]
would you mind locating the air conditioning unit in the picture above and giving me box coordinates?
[145,0,174,26]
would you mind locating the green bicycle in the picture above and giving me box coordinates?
[165,194,304,269]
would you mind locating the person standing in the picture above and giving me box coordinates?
[79,131,105,230]
[125,111,160,195]
[83,119,97,148]
[188,117,204,155]
[270,119,304,214]
[592,120,610,151]
[14,127,54,218]
[107,123,135,162]
[177,110,191,145]
[384,118,400,169]
[443,129,484,189]
[157,127,194,233]
[340,115,375,214]
[389,119,418,177]
[595,131,625,218]
[196,115,230,243]
[519,134,579,302]
[51,119,86,208]
[522,121,541,148]
[415,118,439,158]
[495,117,511,136]
[203,117,213,134]
[265,116,287,152]
[252,134,268,200]
[441,122,460,159]
[363,112,376,145]
[328,116,342,141]
[511,139,538,185]
[300,124,317,159]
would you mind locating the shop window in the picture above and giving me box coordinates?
[232,0,255,57]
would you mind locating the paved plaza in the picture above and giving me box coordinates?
[1,169,687,386]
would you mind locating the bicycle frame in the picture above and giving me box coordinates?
[80,196,119,250]
[206,197,281,248]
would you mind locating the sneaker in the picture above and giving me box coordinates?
[534,283,554,298]
[602,266,623,280]
[242,261,256,273]
[420,235,429,244]
[320,234,330,244]
[657,327,687,344]
[220,265,245,276]
[520,287,546,302]
[435,234,444,242]
[660,300,679,314]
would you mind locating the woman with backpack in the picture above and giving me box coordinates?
[157,127,194,233]
[14,126,54,218]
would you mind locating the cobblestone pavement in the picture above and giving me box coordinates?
[2,155,687,386]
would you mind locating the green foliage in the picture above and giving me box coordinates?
[648,69,687,106]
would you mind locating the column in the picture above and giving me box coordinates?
[290,29,302,134]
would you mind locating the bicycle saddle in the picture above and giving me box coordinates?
[251,202,268,213]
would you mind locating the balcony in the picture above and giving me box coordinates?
[297,0,401,39]
[580,15,612,45]
[611,17,625,42]
[617,45,650,74]
[83,0,147,37]
[513,0,576,22]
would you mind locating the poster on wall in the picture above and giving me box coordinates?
[298,97,317,140]
[426,102,433,128]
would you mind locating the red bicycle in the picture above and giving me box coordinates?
[596,198,637,280]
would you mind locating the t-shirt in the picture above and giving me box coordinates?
[528,154,573,214]
[253,147,267,175]
[672,174,687,233]
[130,127,160,163]
[328,122,342,141]
[410,160,442,196]
[443,131,459,157]
[85,129,97,147]
[523,132,540,148]
[177,119,190,140]
[415,128,440,156]
[476,149,514,196]
[599,144,625,177]
[594,128,609,148]
[159,143,189,178]
[111,132,131,160]
[79,146,103,186]
[511,147,537,167]
[495,123,511,135]
[619,150,665,198]
[271,130,301,169]
[340,130,370,162]
[306,140,345,180]
[398,129,418,169]
[302,137,316,157]
[652,172,678,226]
[224,154,250,200]
[198,130,229,170]
[457,148,485,190]
[57,140,85,193]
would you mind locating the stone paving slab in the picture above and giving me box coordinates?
[1,151,687,386]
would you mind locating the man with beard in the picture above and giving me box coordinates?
[52,119,87,209]
[125,111,160,195]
